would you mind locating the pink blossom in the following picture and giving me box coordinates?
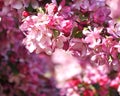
[108,22,120,38]
[69,38,87,57]
[71,0,89,11]
[101,37,117,53]
[52,33,67,49]
[45,3,58,15]
[20,15,53,54]
[0,0,4,10]
[92,6,111,25]
[98,77,109,86]
[110,77,120,89]
[15,0,120,95]
[48,15,73,36]
[68,78,81,87]
[83,27,102,48]
[83,89,94,96]
[60,20,73,36]
[58,6,72,18]
[98,86,109,96]
[52,49,81,87]
[118,85,120,95]
[20,13,70,54]
[89,0,106,11]
[106,0,120,19]
[4,0,39,9]
[1,16,14,30]
[114,44,120,53]
[72,0,106,12]
[83,65,108,84]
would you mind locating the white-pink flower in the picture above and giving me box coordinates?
[118,85,120,95]
[20,15,53,55]
[52,48,81,87]
[83,27,102,48]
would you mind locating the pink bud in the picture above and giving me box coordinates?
[22,11,30,17]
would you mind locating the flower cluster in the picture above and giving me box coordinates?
[20,0,120,95]
[1,0,120,96]
[0,0,59,96]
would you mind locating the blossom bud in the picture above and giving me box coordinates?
[22,11,30,17]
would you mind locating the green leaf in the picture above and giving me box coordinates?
[71,27,83,38]
[118,53,120,60]
[79,12,89,21]
[78,83,83,88]
[53,29,60,38]
[25,3,36,12]
[8,62,19,75]
[92,83,100,90]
